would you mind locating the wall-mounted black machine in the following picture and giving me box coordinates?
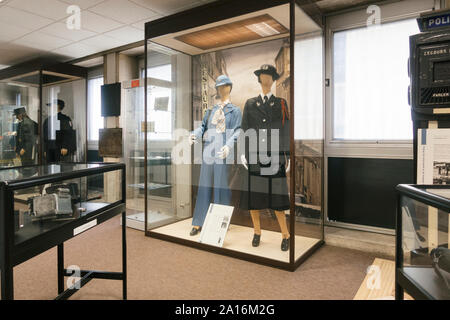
[409,9,450,119]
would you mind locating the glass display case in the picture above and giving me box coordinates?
[143,0,324,270]
[0,59,87,167]
[0,162,126,300]
[122,78,173,231]
[396,184,450,300]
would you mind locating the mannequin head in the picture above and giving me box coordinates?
[217,84,232,101]
[259,73,274,94]
[47,99,65,113]
[254,64,279,95]
[14,108,26,121]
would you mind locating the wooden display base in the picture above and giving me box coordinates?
[151,218,320,263]
[354,258,413,300]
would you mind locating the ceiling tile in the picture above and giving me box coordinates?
[13,31,71,51]
[58,0,106,10]
[53,42,99,58]
[79,34,128,51]
[80,10,124,33]
[89,0,159,24]
[0,21,31,42]
[129,0,203,15]
[104,26,143,43]
[40,22,97,41]
[0,6,54,30]
[131,15,163,31]
[0,0,14,7]
[7,0,70,20]
[0,42,44,66]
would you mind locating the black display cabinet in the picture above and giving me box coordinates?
[0,163,126,300]
[395,184,450,300]
[143,0,325,271]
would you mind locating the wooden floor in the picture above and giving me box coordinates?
[151,218,321,263]
[354,258,413,300]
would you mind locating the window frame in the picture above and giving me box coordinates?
[330,17,419,145]
[87,74,104,149]
[325,0,437,159]
[323,0,437,235]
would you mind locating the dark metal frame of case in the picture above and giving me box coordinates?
[395,184,450,300]
[0,162,127,300]
[143,0,325,272]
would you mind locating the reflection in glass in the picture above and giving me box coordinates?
[42,80,86,164]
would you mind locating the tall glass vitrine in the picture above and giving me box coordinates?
[143,0,324,270]
[0,59,87,167]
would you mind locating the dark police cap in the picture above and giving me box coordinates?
[46,99,65,109]
[13,107,26,116]
[254,64,280,81]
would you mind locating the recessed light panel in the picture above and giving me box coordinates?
[175,14,288,50]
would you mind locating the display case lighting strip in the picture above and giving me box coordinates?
[246,22,281,37]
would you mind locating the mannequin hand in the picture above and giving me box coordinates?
[217,145,230,159]
[20,148,25,156]
[61,148,68,156]
[241,154,248,170]
[286,159,291,173]
[189,134,197,146]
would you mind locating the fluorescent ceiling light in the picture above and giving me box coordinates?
[246,22,280,37]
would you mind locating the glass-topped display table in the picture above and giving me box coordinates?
[0,163,126,300]
[396,184,450,300]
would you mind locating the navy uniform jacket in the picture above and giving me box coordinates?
[239,94,290,211]
[43,112,76,155]
[241,94,290,175]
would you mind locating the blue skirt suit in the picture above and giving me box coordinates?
[191,103,242,227]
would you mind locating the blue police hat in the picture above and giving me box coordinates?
[215,75,233,88]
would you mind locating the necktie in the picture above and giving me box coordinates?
[264,96,268,104]
[211,104,226,133]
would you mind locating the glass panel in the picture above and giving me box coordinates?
[332,18,418,141]
[147,4,303,263]
[400,195,450,298]
[147,44,180,230]
[42,79,86,164]
[293,32,324,261]
[123,82,146,230]
[0,82,39,168]
[13,168,122,245]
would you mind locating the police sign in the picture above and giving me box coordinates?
[427,13,450,29]
[418,10,450,32]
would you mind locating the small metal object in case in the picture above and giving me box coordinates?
[32,188,73,219]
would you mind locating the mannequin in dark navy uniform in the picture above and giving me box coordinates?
[43,99,76,163]
[240,64,291,252]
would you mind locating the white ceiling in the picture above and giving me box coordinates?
[0,0,215,68]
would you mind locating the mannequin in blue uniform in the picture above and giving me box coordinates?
[189,75,242,236]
